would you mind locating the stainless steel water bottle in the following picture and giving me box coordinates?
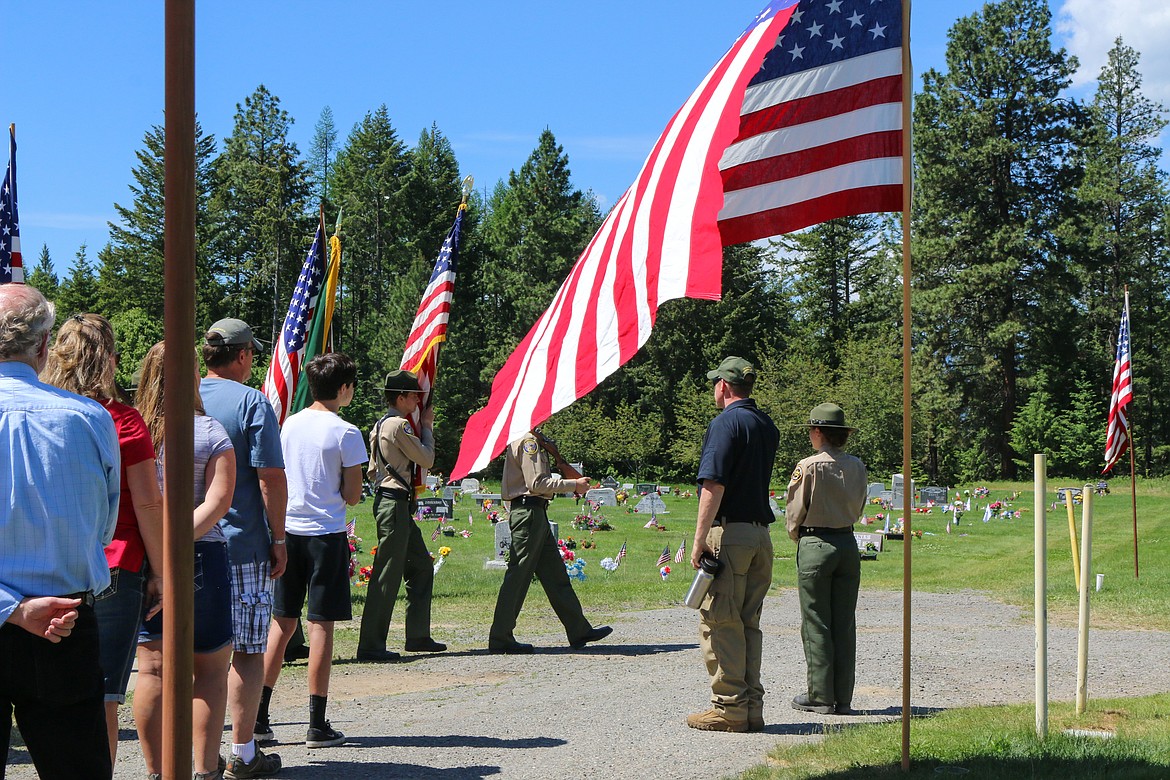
[684,552,722,609]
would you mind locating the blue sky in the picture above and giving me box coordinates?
[7,1,1167,274]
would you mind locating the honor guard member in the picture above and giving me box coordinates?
[786,403,867,716]
[487,431,612,654]
[687,356,779,733]
[356,369,447,662]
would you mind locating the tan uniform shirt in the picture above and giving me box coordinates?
[501,433,576,500]
[368,412,435,492]
[785,446,867,541]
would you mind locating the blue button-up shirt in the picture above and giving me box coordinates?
[0,361,120,625]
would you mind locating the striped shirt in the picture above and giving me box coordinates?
[0,361,120,624]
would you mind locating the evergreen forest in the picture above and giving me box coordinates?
[30,1,1170,486]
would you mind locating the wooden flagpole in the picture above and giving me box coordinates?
[900,0,914,771]
[163,0,196,777]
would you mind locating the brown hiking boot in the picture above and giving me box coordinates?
[685,708,748,733]
[748,710,765,732]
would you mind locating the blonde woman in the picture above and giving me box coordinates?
[134,341,237,780]
[41,313,164,764]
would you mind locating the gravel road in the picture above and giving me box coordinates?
[7,589,1170,779]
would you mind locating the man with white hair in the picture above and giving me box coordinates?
[0,284,120,779]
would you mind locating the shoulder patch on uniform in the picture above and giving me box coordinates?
[789,465,803,484]
[403,421,414,436]
[522,439,539,456]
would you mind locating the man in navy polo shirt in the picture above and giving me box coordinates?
[687,356,778,734]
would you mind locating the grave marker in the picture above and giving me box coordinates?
[585,488,618,507]
[867,482,885,499]
[441,486,457,501]
[635,493,668,514]
[635,483,657,495]
[920,486,948,505]
[417,497,453,520]
[485,519,511,569]
[425,475,441,489]
[460,478,480,494]
[600,476,620,490]
[472,493,503,511]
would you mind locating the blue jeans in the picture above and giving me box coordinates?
[95,565,146,703]
[141,541,232,653]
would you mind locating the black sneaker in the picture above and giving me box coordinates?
[306,721,346,749]
[404,637,447,652]
[253,721,275,743]
[223,747,282,779]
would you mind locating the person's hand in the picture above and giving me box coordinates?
[691,538,714,570]
[420,405,435,428]
[144,573,164,620]
[572,476,590,495]
[10,596,81,643]
[270,542,288,579]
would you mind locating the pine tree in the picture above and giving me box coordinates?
[309,106,338,207]
[25,244,57,298]
[56,243,99,317]
[211,85,312,342]
[912,0,1083,480]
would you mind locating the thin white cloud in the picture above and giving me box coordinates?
[1056,0,1170,105]
[21,211,112,231]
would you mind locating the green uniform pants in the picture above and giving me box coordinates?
[489,504,592,645]
[698,522,773,720]
[796,532,861,707]
[358,494,433,653]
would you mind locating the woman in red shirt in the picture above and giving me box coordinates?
[41,313,164,764]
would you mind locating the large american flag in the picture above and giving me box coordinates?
[263,218,327,425]
[1,125,23,285]
[1103,293,1133,473]
[451,0,903,479]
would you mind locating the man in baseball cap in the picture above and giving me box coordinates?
[204,318,264,353]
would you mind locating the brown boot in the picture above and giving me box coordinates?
[747,708,765,732]
[685,708,748,733]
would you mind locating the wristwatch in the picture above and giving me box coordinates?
[272,538,286,546]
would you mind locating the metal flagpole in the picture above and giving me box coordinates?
[1124,288,1138,578]
[163,0,196,776]
[899,0,914,771]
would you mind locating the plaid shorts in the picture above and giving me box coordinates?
[229,559,273,653]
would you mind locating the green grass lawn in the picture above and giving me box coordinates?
[330,477,1170,653]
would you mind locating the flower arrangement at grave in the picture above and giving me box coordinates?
[580,538,595,549]
[571,505,613,532]
[487,510,502,524]
[432,546,452,575]
[558,539,576,561]
[615,490,629,505]
[860,542,879,560]
[659,565,671,581]
[561,537,578,550]
[566,557,586,581]
[356,564,373,587]
[347,533,363,579]
[600,557,618,573]
[482,498,493,512]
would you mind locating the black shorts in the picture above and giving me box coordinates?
[273,531,353,622]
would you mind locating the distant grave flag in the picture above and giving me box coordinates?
[657,546,672,568]
[1,125,23,284]
[263,213,335,425]
[616,540,627,566]
[450,0,904,479]
[674,539,686,564]
[1103,292,1133,474]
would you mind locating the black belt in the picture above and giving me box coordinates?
[510,496,549,510]
[712,517,770,527]
[375,487,411,500]
[65,590,96,607]
[799,525,854,537]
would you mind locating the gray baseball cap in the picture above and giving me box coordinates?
[204,318,263,352]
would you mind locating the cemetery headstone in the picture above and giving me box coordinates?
[585,488,618,507]
[635,483,657,495]
[601,476,620,490]
[635,493,668,514]
[485,520,511,569]
[441,486,457,501]
[417,497,453,520]
[425,475,441,489]
[891,473,915,507]
[460,478,480,494]
[920,486,948,505]
[855,531,883,559]
[472,493,503,511]
[622,483,634,491]
[867,482,885,499]
[769,496,782,517]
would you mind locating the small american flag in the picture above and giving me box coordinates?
[674,539,686,564]
[450,0,903,479]
[657,546,672,568]
[616,540,627,566]
[0,125,23,284]
[1103,292,1133,473]
[346,517,356,537]
[431,522,442,542]
[263,216,327,425]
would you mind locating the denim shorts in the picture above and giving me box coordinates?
[95,566,147,703]
[141,540,233,653]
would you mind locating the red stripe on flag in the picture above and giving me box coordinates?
[735,75,902,142]
[722,131,902,192]
[719,185,903,247]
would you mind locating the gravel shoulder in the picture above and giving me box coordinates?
[8,589,1170,779]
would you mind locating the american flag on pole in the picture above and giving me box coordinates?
[263,215,327,425]
[1,125,23,284]
[1103,293,1133,473]
[616,540,627,566]
[451,0,903,479]
[656,546,672,568]
[401,202,465,488]
[674,539,686,564]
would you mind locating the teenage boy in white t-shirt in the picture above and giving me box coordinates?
[258,353,366,748]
